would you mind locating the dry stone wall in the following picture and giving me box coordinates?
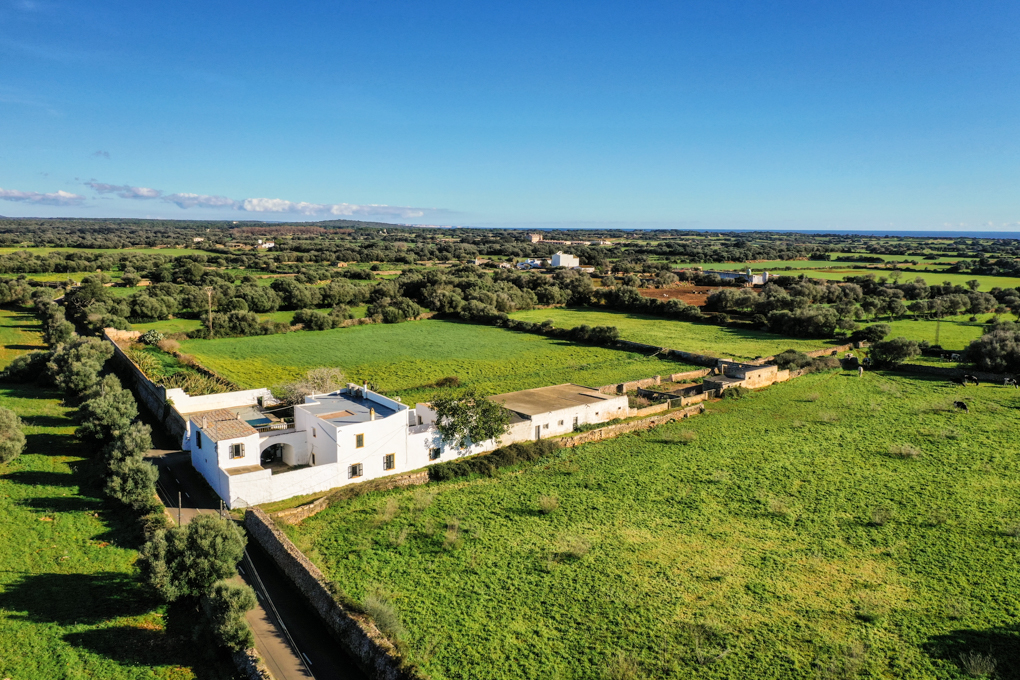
[275,470,430,525]
[245,508,423,680]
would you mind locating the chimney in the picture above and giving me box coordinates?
[202,416,208,429]
[363,381,368,395]
[370,408,376,421]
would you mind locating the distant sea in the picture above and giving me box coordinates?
[503,227,1020,240]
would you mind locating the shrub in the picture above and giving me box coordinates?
[75,375,139,445]
[201,581,257,652]
[965,326,1020,373]
[273,366,347,406]
[140,329,165,345]
[888,444,922,459]
[105,458,159,509]
[722,385,750,400]
[869,505,893,526]
[538,495,559,514]
[139,514,247,602]
[677,430,697,444]
[854,592,888,622]
[434,376,461,388]
[852,323,891,344]
[959,651,996,678]
[1,350,49,382]
[871,337,921,367]
[428,439,560,482]
[363,586,405,641]
[156,338,181,354]
[557,535,590,561]
[0,406,26,464]
[46,336,114,398]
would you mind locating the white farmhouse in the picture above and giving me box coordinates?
[183,382,632,509]
[551,252,580,268]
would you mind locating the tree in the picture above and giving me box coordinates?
[965,325,1020,373]
[870,337,921,367]
[201,581,257,651]
[852,324,891,344]
[430,387,512,450]
[75,374,138,444]
[273,366,347,406]
[105,458,159,509]
[46,336,114,398]
[0,407,26,464]
[101,421,152,468]
[140,514,247,602]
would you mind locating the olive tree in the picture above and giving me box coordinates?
[201,581,257,651]
[75,374,138,444]
[140,514,247,602]
[430,387,512,450]
[0,407,26,464]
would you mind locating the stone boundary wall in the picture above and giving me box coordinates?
[897,364,1009,382]
[632,402,670,417]
[102,329,190,440]
[244,508,422,680]
[275,470,430,525]
[232,649,273,680]
[559,403,706,447]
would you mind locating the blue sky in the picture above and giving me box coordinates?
[1,0,1017,229]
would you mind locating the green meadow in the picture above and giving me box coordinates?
[289,370,1020,680]
[804,270,1020,291]
[510,307,835,359]
[180,319,694,402]
[0,308,231,678]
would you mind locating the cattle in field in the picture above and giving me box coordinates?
[1005,378,1018,389]
[950,353,961,361]
[953,401,969,412]
[958,374,980,386]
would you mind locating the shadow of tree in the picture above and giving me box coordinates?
[2,469,77,487]
[924,625,1020,680]
[23,432,79,458]
[0,571,151,626]
[20,495,104,514]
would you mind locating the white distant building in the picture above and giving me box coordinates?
[551,252,580,268]
[180,382,632,508]
[256,240,275,249]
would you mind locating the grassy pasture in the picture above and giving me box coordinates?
[0,247,195,257]
[180,319,695,402]
[0,306,47,368]
[130,306,371,335]
[511,307,834,359]
[862,314,1000,351]
[290,370,1020,680]
[804,270,1020,291]
[0,309,230,678]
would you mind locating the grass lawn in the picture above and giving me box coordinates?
[805,270,1020,291]
[180,319,695,402]
[511,307,835,359]
[863,314,1000,351]
[131,306,371,335]
[0,311,232,678]
[0,306,47,367]
[289,370,1020,680]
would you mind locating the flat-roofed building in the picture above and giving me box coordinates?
[488,383,629,440]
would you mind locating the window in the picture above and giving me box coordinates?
[543,423,549,430]
[349,463,363,478]
[356,434,365,448]
[429,448,441,461]
[558,420,564,426]
[311,453,316,466]
[312,428,317,438]
[196,431,202,448]
[383,453,395,471]
[229,443,244,459]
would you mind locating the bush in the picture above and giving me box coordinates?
[201,581,257,652]
[888,444,922,460]
[46,336,114,398]
[140,514,247,602]
[1,350,49,383]
[538,495,559,514]
[722,385,750,400]
[871,337,921,367]
[363,586,405,641]
[140,329,165,345]
[852,324,891,344]
[75,375,138,444]
[105,458,159,509]
[0,406,26,464]
[428,439,559,482]
[964,326,1020,373]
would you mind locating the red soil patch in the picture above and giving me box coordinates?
[637,286,725,307]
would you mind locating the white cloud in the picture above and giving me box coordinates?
[0,187,85,206]
[92,150,110,159]
[241,197,425,219]
[164,193,239,209]
[82,178,434,219]
[86,180,161,199]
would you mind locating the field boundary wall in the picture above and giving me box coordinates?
[559,403,706,447]
[897,364,1009,382]
[274,470,430,525]
[244,508,420,680]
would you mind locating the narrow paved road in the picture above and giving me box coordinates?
[148,449,367,680]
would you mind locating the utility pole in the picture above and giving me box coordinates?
[206,287,213,337]
[178,491,182,526]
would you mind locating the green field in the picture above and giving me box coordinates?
[511,308,835,359]
[0,247,196,257]
[131,306,371,335]
[289,370,1020,679]
[0,310,229,678]
[0,307,47,367]
[180,319,695,402]
[804,270,1020,291]
[863,314,998,351]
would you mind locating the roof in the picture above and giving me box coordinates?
[191,409,258,442]
[299,391,401,426]
[488,383,615,417]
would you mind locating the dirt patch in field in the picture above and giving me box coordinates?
[638,286,724,307]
